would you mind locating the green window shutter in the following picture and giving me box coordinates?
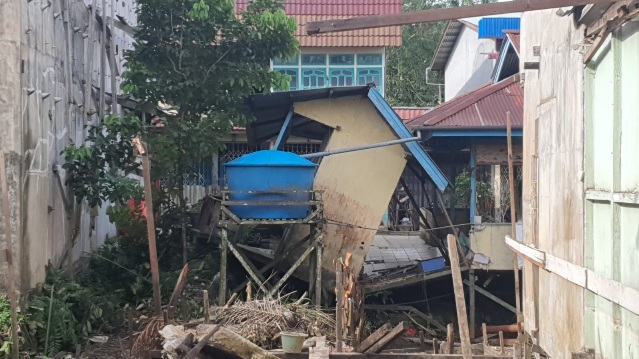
[302,68,327,89]
[330,68,355,86]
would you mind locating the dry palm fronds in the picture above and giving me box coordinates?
[210,296,335,349]
[131,316,164,358]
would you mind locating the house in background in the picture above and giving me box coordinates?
[235,0,403,96]
[430,15,520,101]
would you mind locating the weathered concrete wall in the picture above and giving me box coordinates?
[444,26,495,101]
[0,0,24,292]
[294,96,406,275]
[469,223,513,271]
[0,0,135,290]
[520,9,586,358]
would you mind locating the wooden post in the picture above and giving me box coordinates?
[109,0,117,113]
[335,262,344,352]
[356,323,391,352]
[499,331,505,353]
[315,241,323,308]
[447,234,472,359]
[419,330,426,352]
[84,0,96,120]
[446,324,454,354]
[433,338,439,354]
[469,269,476,339]
[219,227,228,306]
[482,323,488,346]
[0,151,19,359]
[203,290,210,324]
[99,0,106,119]
[506,111,523,325]
[133,139,162,316]
[246,283,252,302]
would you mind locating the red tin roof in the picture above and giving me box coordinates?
[503,30,520,54]
[393,107,431,123]
[236,0,403,47]
[406,75,523,129]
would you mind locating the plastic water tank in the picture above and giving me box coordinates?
[225,150,317,219]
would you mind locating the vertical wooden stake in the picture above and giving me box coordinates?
[469,269,476,339]
[499,331,505,353]
[335,262,344,352]
[0,151,19,359]
[133,139,162,316]
[447,234,472,359]
[219,227,228,306]
[246,282,252,302]
[203,290,210,324]
[419,330,425,352]
[482,323,488,346]
[446,323,454,354]
[315,242,323,308]
[506,111,523,325]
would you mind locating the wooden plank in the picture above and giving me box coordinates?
[584,30,611,64]
[268,240,317,296]
[365,322,409,354]
[0,151,19,358]
[504,236,546,268]
[168,264,189,308]
[183,325,221,359]
[446,324,454,354]
[227,237,268,291]
[84,0,96,118]
[203,290,210,324]
[274,353,512,359]
[133,139,162,316]
[99,0,107,118]
[469,270,476,339]
[364,304,447,332]
[315,241,323,308]
[462,280,516,314]
[586,0,639,37]
[336,263,344,352]
[219,227,228,306]
[356,323,392,352]
[506,112,521,323]
[447,235,472,359]
[475,144,523,166]
[306,0,618,34]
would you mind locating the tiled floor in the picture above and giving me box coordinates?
[363,233,442,276]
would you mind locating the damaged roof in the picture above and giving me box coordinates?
[406,75,523,129]
[245,86,449,191]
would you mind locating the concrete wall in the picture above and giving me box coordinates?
[520,9,586,358]
[0,0,136,290]
[444,26,495,101]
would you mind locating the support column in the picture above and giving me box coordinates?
[315,240,323,308]
[470,143,477,222]
[469,269,476,339]
[219,227,228,306]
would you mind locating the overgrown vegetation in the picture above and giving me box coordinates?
[14,0,299,356]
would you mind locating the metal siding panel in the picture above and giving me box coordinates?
[478,18,521,38]
[367,90,450,191]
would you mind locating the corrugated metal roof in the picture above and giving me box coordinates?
[393,107,432,123]
[237,0,403,15]
[406,75,523,128]
[478,17,520,38]
[236,0,403,47]
[504,30,520,55]
[429,21,465,71]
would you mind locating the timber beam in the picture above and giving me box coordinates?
[306,0,618,34]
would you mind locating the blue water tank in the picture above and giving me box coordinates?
[225,150,317,219]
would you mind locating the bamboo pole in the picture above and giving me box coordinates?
[506,111,523,326]
[133,138,162,316]
[335,262,344,352]
[0,151,19,359]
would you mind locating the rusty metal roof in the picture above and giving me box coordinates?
[393,107,432,123]
[406,75,523,129]
[429,20,466,71]
[236,0,403,47]
[504,30,520,55]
